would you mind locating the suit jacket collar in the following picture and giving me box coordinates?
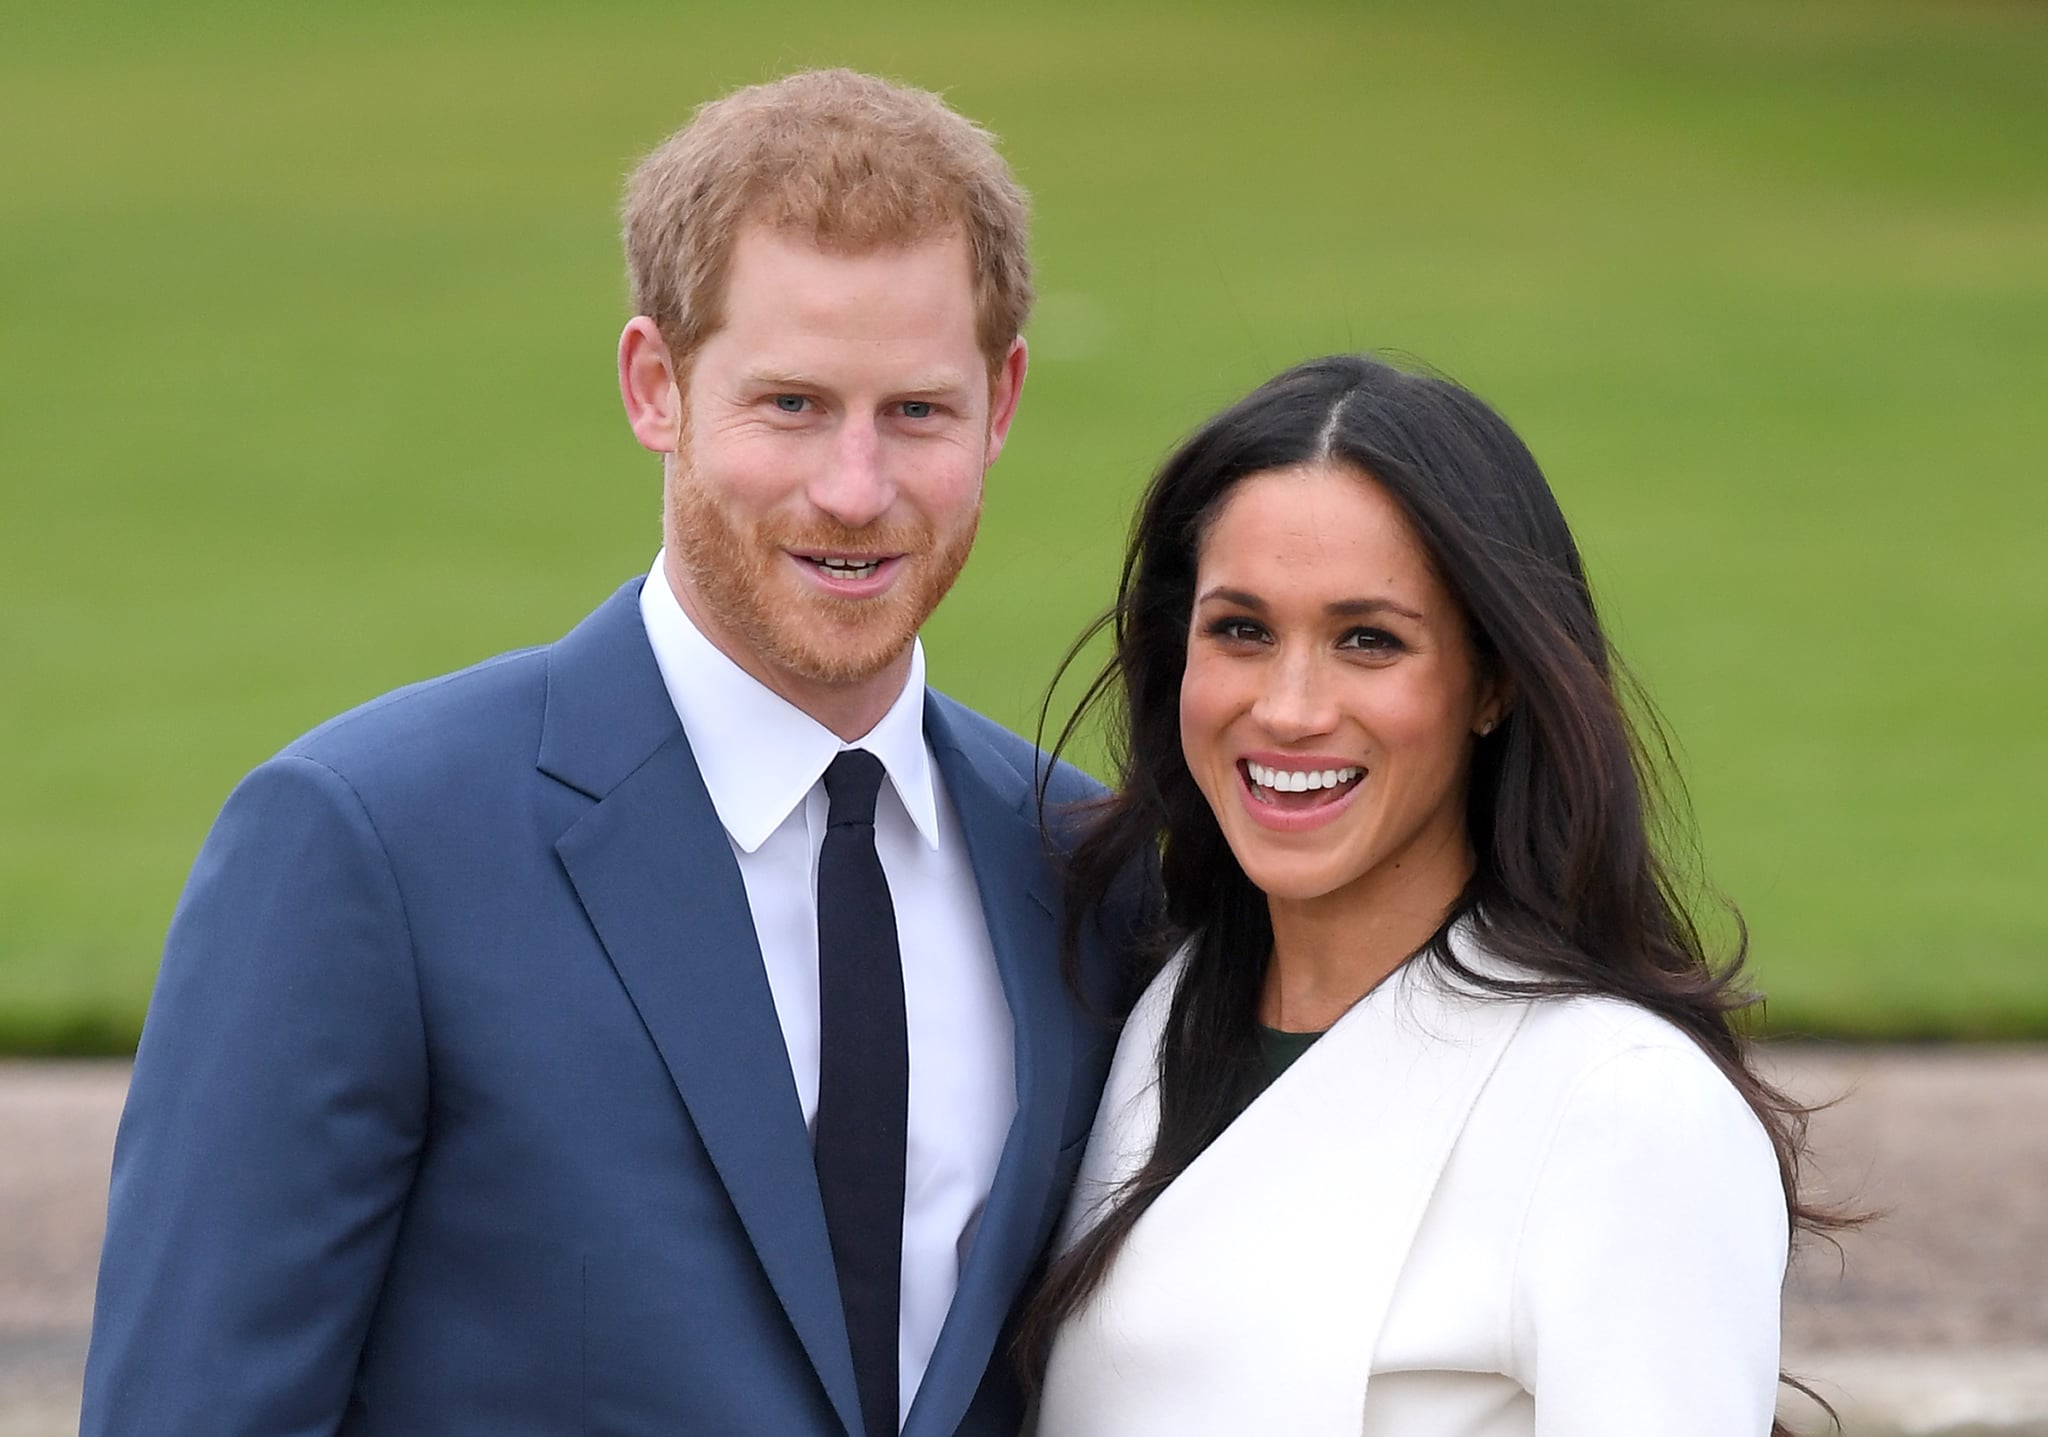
[536,579,679,801]
[906,695,1068,1437]
[542,580,863,1435]
[540,583,1076,1437]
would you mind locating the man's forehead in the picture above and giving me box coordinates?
[702,227,981,361]
[724,218,974,275]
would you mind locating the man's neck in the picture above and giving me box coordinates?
[663,568,913,743]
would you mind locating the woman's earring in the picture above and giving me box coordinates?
[1477,717,1497,736]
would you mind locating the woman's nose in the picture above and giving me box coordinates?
[1251,651,1338,739]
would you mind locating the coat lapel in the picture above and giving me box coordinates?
[540,582,861,1437]
[905,695,1070,1437]
[1042,935,1530,1436]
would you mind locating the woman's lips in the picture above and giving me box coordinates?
[1236,757,1365,833]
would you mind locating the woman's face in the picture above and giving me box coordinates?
[1178,463,1503,910]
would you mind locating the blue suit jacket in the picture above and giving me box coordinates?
[82,579,1133,1436]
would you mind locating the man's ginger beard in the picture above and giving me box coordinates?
[663,440,982,689]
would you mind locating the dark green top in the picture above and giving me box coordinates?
[1258,1024,1323,1080]
[1223,1024,1325,1126]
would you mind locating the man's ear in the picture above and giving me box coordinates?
[619,316,681,454]
[981,336,1029,467]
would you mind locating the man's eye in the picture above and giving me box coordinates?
[773,395,808,413]
[900,400,934,419]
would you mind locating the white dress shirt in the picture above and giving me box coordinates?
[638,553,1017,1427]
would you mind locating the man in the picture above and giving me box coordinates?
[82,69,1134,1437]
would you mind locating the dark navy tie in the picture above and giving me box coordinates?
[815,749,907,1437]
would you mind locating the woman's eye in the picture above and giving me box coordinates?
[1205,617,1266,644]
[900,400,934,419]
[772,395,808,413]
[1340,627,1402,653]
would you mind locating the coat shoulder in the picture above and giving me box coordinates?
[1514,992,1730,1088]
[1478,990,1768,1171]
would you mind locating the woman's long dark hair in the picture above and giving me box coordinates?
[1023,355,1847,1431]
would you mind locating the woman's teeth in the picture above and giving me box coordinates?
[815,557,883,580]
[1245,761,1361,795]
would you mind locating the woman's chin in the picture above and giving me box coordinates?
[1232,855,1349,905]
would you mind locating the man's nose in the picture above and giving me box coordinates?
[808,415,893,529]
[1252,650,1338,740]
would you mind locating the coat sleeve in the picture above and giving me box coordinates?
[80,753,429,1437]
[1509,1039,1789,1437]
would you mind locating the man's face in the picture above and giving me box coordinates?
[663,224,1021,723]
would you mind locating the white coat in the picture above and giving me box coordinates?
[1036,930,1789,1436]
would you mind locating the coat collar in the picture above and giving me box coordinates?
[1042,926,1531,1435]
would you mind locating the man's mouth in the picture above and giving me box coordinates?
[1242,759,1364,809]
[791,551,903,589]
[809,555,886,581]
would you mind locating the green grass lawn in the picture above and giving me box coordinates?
[2,0,2043,1050]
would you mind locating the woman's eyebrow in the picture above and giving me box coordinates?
[1326,597,1424,621]
[1195,587,1423,623]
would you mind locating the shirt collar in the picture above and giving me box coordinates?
[637,551,941,854]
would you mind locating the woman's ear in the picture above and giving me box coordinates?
[618,316,682,453]
[1474,675,1516,737]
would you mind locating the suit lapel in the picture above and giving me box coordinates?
[905,696,1069,1437]
[540,582,862,1437]
[1042,938,1529,1436]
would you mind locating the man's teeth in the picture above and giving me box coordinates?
[815,557,882,580]
[1246,762,1362,793]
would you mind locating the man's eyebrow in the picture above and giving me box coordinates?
[739,367,825,390]
[1194,587,1423,622]
[892,370,976,396]
[736,367,976,395]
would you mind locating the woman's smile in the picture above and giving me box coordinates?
[1236,754,1367,831]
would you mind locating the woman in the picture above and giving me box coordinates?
[1027,355,1830,1435]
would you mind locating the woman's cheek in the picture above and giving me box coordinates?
[1178,661,1233,806]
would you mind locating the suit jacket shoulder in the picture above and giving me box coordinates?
[273,646,549,802]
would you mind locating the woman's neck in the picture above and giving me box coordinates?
[1260,837,1474,1033]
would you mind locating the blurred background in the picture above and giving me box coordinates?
[2,0,2043,1053]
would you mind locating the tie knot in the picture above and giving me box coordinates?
[823,749,886,828]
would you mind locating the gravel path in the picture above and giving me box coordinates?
[4,1047,2045,1436]
[0,1063,120,1437]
